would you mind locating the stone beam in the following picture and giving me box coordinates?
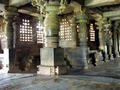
[110,17,120,21]
[103,10,120,18]
[18,6,42,17]
[9,0,31,7]
[18,9,40,17]
[85,0,120,7]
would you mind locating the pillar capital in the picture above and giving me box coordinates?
[45,1,60,13]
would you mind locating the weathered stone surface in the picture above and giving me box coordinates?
[38,48,67,75]
[64,47,89,69]
[103,10,120,18]
[59,40,76,48]
[0,59,120,90]
[40,48,65,66]
[37,65,67,75]
[85,0,120,7]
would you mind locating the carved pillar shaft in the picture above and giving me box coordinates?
[3,7,18,68]
[44,8,59,48]
[113,29,119,58]
[105,30,113,60]
[77,14,88,69]
[97,25,107,61]
[4,7,18,49]
[113,22,119,58]
[118,32,120,54]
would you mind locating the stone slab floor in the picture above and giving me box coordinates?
[0,58,120,90]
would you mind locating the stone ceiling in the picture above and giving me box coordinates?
[0,0,120,21]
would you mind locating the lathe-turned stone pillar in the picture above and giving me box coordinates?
[99,29,107,61]
[113,22,119,58]
[44,8,59,47]
[118,31,120,54]
[95,17,107,62]
[76,14,88,69]
[37,1,67,75]
[12,16,19,48]
[3,7,18,63]
[104,21,113,60]
[107,31,113,60]
[4,7,18,49]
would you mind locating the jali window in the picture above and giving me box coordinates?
[19,19,33,42]
[59,18,72,41]
[89,23,95,41]
[36,21,44,44]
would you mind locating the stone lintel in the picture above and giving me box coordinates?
[103,10,120,18]
[85,0,120,7]
[110,17,120,21]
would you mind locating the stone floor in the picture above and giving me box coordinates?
[0,58,120,90]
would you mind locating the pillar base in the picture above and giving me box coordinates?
[39,48,67,75]
[37,65,67,75]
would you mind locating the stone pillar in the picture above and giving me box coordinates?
[3,7,18,67]
[12,16,19,48]
[106,30,113,60]
[104,21,113,60]
[95,17,107,62]
[44,4,59,48]
[118,31,120,54]
[37,1,67,75]
[113,22,119,58]
[99,29,107,61]
[117,30,120,56]
[76,14,88,69]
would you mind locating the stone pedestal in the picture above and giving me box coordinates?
[37,48,67,75]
